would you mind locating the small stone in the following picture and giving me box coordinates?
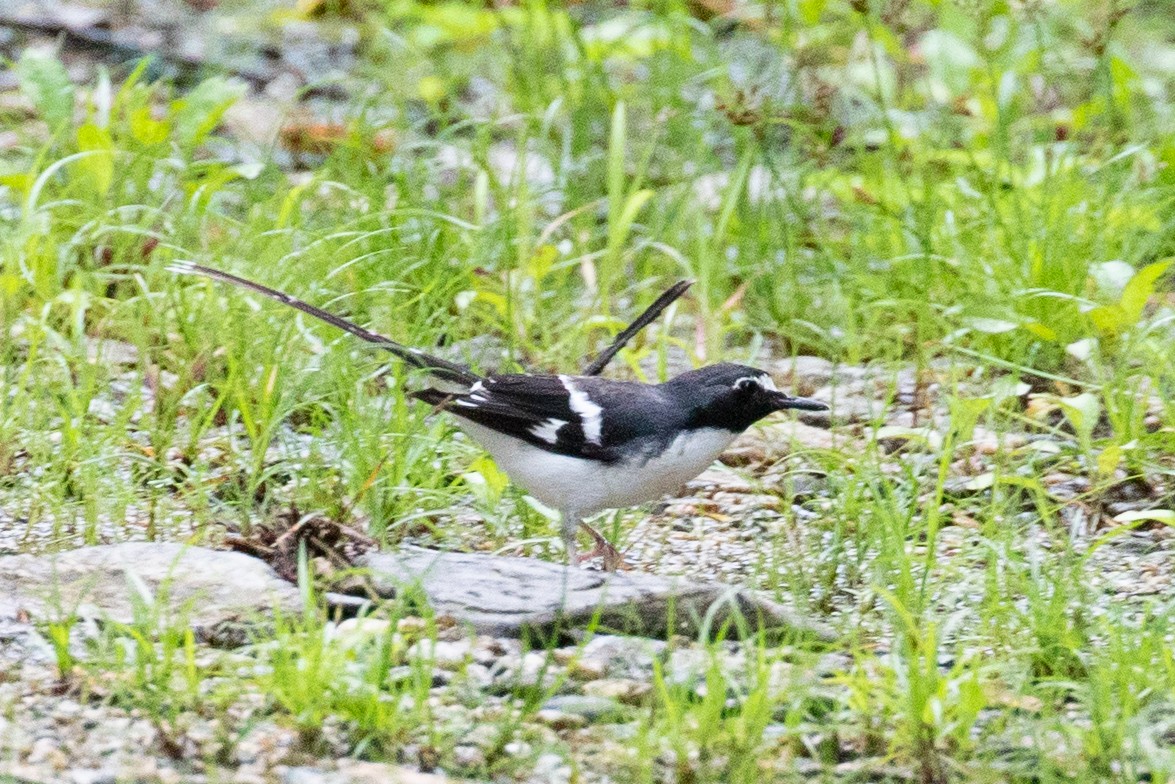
[541,695,629,723]
[581,678,651,705]
[396,616,429,638]
[332,618,392,647]
[452,744,486,769]
[282,768,343,784]
[528,752,572,784]
[567,657,607,680]
[503,740,532,757]
[689,466,752,492]
[359,548,829,641]
[408,638,474,670]
[27,736,68,769]
[460,663,493,689]
[70,770,117,784]
[578,635,666,680]
[533,709,587,731]
[490,651,559,692]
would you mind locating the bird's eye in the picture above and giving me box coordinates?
[735,378,758,392]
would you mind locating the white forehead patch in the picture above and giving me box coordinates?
[734,374,776,391]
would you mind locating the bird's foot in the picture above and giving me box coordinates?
[576,523,630,572]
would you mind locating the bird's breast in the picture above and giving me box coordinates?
[457,421,737,519]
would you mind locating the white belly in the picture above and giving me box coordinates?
[458,422,737,519]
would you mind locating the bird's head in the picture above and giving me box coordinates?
[667,363,829,432]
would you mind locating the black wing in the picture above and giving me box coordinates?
[412,374,685,462]
[169,262,480,386]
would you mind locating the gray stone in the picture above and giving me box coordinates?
[533,708,587,731]
[69,768,117,784]
[580,677,652,705]
[577,634,667,680]
[357,547,831,641]
[489,651,563,693]
[452,745,486,769]
[527,752,572,784]
[0,544,303,647]
[541,695,630,723]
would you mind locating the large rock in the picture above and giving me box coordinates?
[0,543,303,648]
[357,548,832,642]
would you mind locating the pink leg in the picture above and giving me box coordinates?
[576,521,630,571]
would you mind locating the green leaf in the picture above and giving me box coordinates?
[963,472,995,492]
[526,244,558,282]
[1087,304,1124,336]
[1113,509,1175,526]
[615,189,653,241]
[15,51,75,130]
[607,101,627,227]
[798,0,828,24]
[1119,259,1172,325]
[129,106,169,145]
[1056,392,1099,442]
[171,77,246,147]
[1022,322,1057,341]
[75,122,114,197]
[1096,443,1121,476]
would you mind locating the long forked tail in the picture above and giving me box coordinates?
[168,261,481,386]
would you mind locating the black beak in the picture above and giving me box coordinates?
[771,392,829,412]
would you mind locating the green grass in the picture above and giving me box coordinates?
[2,0,1175,781]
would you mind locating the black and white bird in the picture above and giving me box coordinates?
[169,262,829,567]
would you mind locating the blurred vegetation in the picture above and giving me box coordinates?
[1,1,1175,781]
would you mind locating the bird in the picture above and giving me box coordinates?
[168,262,829,567]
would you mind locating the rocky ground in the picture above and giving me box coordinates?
[0,541,840,784]
[1,355,1171,783]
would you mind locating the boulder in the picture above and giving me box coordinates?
[0,543,303,648]
[356,547,831,642]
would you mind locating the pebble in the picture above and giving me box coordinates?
[503,740,532,757]
[541,695,629,723]
[451,744,486,769]
[408,638,474,670]
[578,636,666,680]
[69,769,118,784]
[527,752,572,784]
[533,709,588,731]
[27,736,68,768]
[490,652,561,692]
[580,678,651,705]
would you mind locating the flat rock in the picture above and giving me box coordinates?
[357,547,832,641]
[0,543,303,647]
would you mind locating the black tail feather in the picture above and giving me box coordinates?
[169,262,481,386]
[581,280,692,376]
